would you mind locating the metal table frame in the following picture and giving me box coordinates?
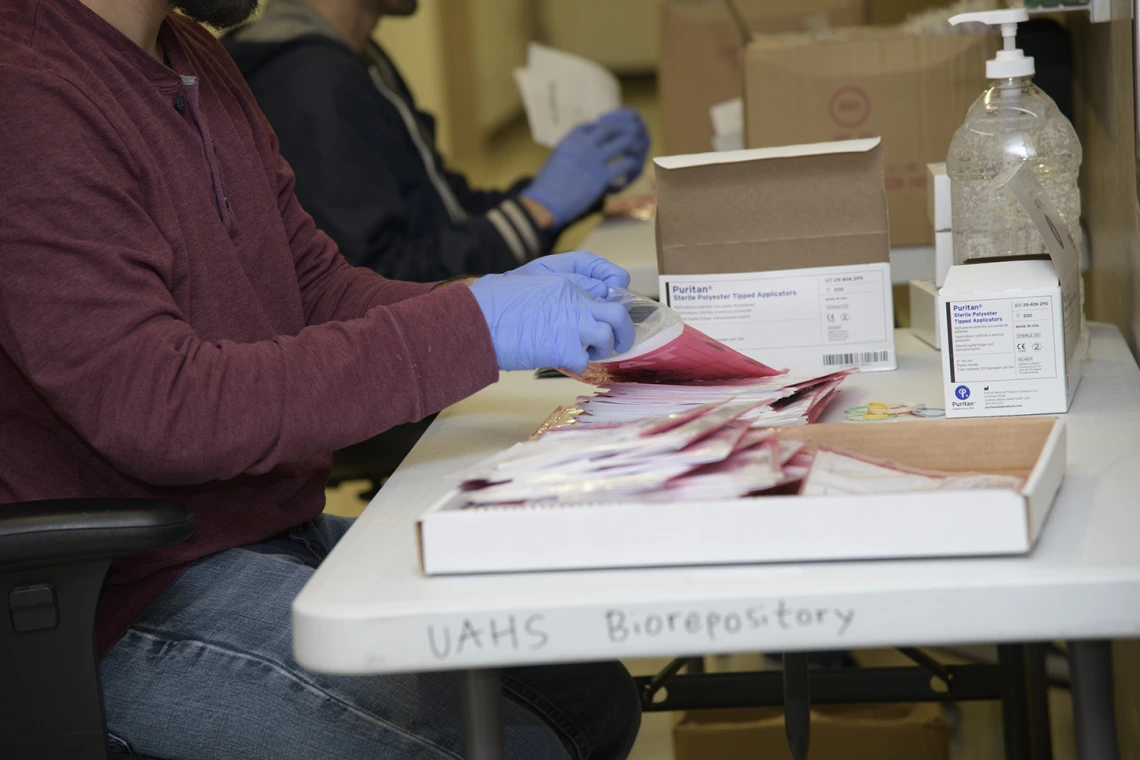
[460,640,1119,760]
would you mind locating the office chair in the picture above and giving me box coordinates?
[327,415,437,500]
[1,498,195,760]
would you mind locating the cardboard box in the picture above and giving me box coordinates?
[940,165,1083,419]
[909,279,940,349]
[742,28,997,246]
[674,704,950,760]
[654,138,896,373]
[659,0,868,155]
[926,163,953,286]
[940,261,1079,417]
[418,417,1066,574]
[927,162,951,232]
[934,230,953,288]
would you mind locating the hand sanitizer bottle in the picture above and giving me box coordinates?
[945,9,1083,266]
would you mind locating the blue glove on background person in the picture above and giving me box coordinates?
[510,251,631,295]
[468,274,635,374]
[522,108,651,229]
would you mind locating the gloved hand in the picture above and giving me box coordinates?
[469,274,635,373]
[522,108,650,228]
[510,251,631,294]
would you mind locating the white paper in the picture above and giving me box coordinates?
[710,98,744,152]
[514,43,621,148]
[712,132,744,152]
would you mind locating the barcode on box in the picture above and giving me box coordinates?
[822,350,891,367]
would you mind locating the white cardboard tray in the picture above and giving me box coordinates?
[417,417,1066,575]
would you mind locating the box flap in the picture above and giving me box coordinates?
[656,137,881,170]
[941,258,1059,295]
[655,139,889,275]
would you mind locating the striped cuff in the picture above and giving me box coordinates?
[486,198,543,264]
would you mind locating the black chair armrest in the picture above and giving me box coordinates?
[0,498,194,570]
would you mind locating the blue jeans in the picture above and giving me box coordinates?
[100,515,641,759]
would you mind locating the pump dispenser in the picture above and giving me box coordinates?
[944,8,1086,354]
[944,8,1082,266]
[950,9,1034,79]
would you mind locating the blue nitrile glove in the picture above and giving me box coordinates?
[510,251,631,292]
[469,274,635,374]
[522,107,651,228]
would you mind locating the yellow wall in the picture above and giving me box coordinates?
[1073,4,1140,752]
[471,0,529,133]
[1074,0,1140,348]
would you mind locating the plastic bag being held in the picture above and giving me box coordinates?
[560,288,783,385]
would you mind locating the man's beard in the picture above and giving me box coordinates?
[175,0,261,29]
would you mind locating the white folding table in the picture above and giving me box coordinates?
[294,327,1140,759]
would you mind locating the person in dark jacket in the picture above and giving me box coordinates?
[224,0,650,282]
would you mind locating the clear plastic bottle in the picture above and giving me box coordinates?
[945,10,1083,265]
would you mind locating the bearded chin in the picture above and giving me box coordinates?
[175,0,261,29]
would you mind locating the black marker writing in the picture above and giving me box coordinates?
[525,614,549,651]
[427,614,548,661]
[604,601,856,644]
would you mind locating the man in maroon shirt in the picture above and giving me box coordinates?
[0,0,640,757]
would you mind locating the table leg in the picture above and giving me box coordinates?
[782,653,811,760]
[1068,640,1120,760]
[1024,644,1053,760]
[998,644,1031,760]
[462,668,504,760]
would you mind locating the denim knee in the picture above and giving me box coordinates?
[505,660,642,760]
[579,661,642,760]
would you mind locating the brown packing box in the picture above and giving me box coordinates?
[673,704,951,760]
[658,0,868,155]
[654,139,888,276]
[742,28,997,245]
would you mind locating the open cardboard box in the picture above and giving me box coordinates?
[673,703,950,760]
[417,416,1066,575]
[654,138,896,374]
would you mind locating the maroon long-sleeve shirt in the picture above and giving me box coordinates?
[0,0,499,655]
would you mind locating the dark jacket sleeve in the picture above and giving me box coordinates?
[247,44,538,281]
[440,161,529,215]
[431,116,599,238]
